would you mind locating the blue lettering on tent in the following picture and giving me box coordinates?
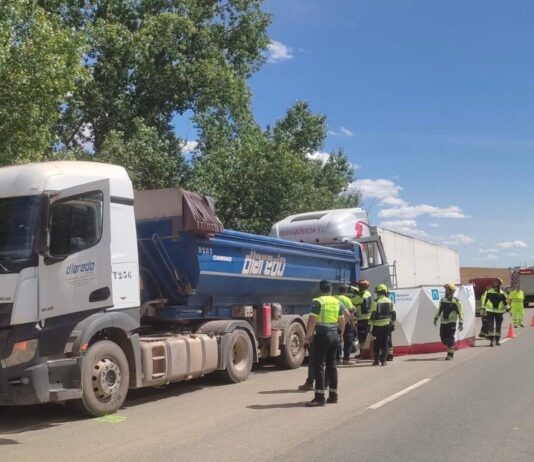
[432,289,439,300]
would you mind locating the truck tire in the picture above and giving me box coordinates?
[279,322,306,369]
[221,330,253,383]
[71,340,130,417]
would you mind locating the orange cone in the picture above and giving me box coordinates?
[531,315,534,327]
[506,323,516,339]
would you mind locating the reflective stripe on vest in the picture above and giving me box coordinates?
[484,289,507,313]
[371,296,393,326]
[351,290,372,319]
[313,295,341,325]
[439,298,461,324]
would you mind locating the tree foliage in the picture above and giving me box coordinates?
[0,2,359,234]
[0,1,85,164]
[91,118,190,190]
[192,102,358,234]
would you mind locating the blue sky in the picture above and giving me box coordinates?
[180,0,534,268]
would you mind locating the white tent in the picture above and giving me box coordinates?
[387,284,476,355]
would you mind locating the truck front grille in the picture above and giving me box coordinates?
[0,303,13,328]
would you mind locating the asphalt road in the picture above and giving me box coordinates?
[1,312,534,462]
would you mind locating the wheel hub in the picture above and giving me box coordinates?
[92,358,121,399]
[289,332,302,357]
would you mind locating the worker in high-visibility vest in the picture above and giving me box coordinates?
[508,286,525,328]
[336,284,356,365]
[481,278,509,346]
[434,283,463,360]
[304,280,347,407]
[369,284,396,366]
[350,279,372,358]
[479,285,491,338]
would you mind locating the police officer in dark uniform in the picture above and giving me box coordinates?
[304,280,346,407]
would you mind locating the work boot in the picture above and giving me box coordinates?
[305,394,325,407]
[298,380,314,391]
[387,354,394,361]
[327,392,338,404]
[446,352,454,361]
[489,340,494,347]
[380,360,387,366]
[496,340,501,346]
[372,360,379,366]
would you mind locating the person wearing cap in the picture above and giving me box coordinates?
[350,279,372,358]
[434,283,463,360]
[508,285,525,328]
[369,284,396,366]
[304,280,346,407]
[482,278,509,346]
[336,284,356,365]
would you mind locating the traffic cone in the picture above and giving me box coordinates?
[506,323,516,339]
[531,314,534,327]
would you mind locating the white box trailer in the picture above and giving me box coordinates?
[376,227,460,288]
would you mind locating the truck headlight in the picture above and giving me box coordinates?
[1,339,38,368]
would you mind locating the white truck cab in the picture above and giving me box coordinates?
[0,161,140,409]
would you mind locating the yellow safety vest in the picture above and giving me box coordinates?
[312,295,342,325]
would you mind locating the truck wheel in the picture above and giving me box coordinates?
[280,322,306,369]
[72,340,130,417]
[221,330,253,383]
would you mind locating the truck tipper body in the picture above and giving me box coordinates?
[270,208,460,288]
[0,162,359,415]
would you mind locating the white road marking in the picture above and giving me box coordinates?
[368,378,432,410]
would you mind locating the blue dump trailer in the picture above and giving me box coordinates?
[135,188,360,374]
[0,161,360,416]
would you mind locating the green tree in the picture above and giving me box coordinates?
[0,1,85,164]
[192,102,359,234]
[92,118,190,190]
[48,0,271,157]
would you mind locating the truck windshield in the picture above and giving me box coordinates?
[0,196,41,262]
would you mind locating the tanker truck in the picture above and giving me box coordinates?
[270,208,460,288]
[0,161,360,416]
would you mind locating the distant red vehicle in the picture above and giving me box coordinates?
[469,278,496,315]
[469,278,496,300]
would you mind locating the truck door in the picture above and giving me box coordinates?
[38,180,113,321]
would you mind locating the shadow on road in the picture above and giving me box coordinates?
[258,389,307,395]
[0,375,227,435]
[0,438,20,445]
[247,402,308,410]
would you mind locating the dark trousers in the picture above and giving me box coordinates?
[373,325,390,362]
[313,329,339,393]
[480,315,488,336]
[487,312,504,341]
[343,324,355,360]
[356,319,370,346]
[440,323,456,349]
[306,341,315,383]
